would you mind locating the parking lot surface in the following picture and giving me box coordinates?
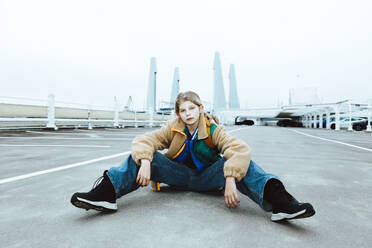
[1,126,371,248]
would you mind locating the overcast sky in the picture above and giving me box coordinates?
[1,0,371,109]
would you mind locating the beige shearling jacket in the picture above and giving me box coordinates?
[131,112,251,182]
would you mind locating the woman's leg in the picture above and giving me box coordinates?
[71,152,192,212]
[188,157,226,191]
[188,158,315,221]
[263,178,315,221]
[190,158,278,210]
[235,160,279,212]
[106,155,140,198]
[108,151,192,198]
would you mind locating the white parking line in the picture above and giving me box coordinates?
[73,129,144,135]
[26,130,89,136]
[0,127,250,185]
[0,151,131,185]
[104,128,148,133]
[351,141,372,144]
[0,137,132,141]
[227,127,250,134]
[69,129,140,136]
[74,129,98,132]
[290,129,372,153]
[96,133,139,136]
[0,144,111,148]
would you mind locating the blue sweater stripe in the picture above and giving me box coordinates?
[173,128,208,172]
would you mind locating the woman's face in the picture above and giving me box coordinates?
[178,100,203,126]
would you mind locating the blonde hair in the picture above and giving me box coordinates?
[175,91,220,124]
[174,91,203,114]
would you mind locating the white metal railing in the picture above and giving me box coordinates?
[297,99,371,131]
[0,95,171,130]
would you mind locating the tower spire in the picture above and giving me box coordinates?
[213,52,227,111]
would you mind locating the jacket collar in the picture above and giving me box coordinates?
[173,111,209,140]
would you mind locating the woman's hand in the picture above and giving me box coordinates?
[136,159,151,187]
[224,176,240,208]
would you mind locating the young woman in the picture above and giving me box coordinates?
[71,91,315,221]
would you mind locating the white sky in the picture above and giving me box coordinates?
[1,0,371,109]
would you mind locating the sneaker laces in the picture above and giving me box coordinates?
[92,176,104,191]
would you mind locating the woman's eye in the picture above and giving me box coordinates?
[180,109,185,113]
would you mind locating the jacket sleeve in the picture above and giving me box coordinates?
[131,122,173,165]
[212,126,251,182]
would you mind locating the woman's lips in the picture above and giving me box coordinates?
[186,117,193,121]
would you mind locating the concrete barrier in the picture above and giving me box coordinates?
[0,103,47,118]
[0,103,172,129]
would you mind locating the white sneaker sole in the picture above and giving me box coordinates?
[76,197,118,211]
[271,209,306,221]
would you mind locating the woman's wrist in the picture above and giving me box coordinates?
[140,159,151,166]
[226,176,236,182]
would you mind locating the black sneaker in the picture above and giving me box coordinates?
[264,179,315,221]
[71,171,117,212]
[271,197,315,222]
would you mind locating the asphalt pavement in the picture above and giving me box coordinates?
[1,126,372,248]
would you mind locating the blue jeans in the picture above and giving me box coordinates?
[107,152,279,212]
